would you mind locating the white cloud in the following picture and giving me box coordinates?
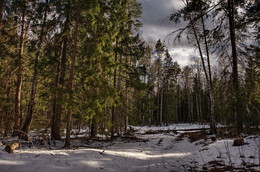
[169,47,198,67]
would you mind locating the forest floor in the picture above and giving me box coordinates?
[0,124,259,172]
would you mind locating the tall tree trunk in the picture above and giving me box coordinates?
[4,86,11,136]
[201,15,216,134]
[187,88,191,123]
[51,2,70,140]
[51,43,62,140]
[196,93,200,123]
[13,3,26,136]
[124,55,130,133]
[192,24,216,134]
[0,0,5,133]
[199,90,202,124]
[160,82,163,126]
[90,116,97,138]
[228,0,242,133]
[111,41,118,140]
[21,0,49,140]
[118,53,123,131]
[183,0,215,131]
[176,87,180,123]
[192,26,209,83]
[65,3,79,147]
[190,93,193,123]
[157,60,161,126]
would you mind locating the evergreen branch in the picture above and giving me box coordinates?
[166,0,223,44]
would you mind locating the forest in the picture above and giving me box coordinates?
[0,0,259,171]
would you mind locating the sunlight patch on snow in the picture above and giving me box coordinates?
[81,160,101,168]
[102,150,192,160]
[0,160,25,165]
[210,139,233,146]
[21,149,70,156]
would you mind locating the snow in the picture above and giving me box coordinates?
[0,124,259,172]
[131,123,210,133]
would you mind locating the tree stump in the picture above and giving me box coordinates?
[5,142,20,153]
[210,136,217,142]
[232,138,245,146]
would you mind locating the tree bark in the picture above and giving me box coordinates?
[51,43,62,140]
[124,55,130,132]
[192,25,216,134]
[65,2,78,147]
[111,41,118,140]
[4,86,12,136]
[156,59,161,126]
[13,3,26,136]
[51,2,70,140]
[90,117,97,139]
[160,82,163,125]
[228,0,242,134]
[21,0,49,140]
[201,15,216,134]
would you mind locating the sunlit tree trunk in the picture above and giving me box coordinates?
[111,41,118,140]
[4,86,12,136]
[65,3,79,147]
[13,3,26,136]
[51,2,71,140]
[124,54,130,133]
[22,0,49,140]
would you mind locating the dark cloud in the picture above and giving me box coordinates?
[137,0,184,44]
[137,0,196,66]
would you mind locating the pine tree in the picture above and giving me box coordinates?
[154,39,165,126]
[0,0,20,136]
[64,0,81,147]
[163,51,181,124]
[13,0,27,136]
[51,0,71,140]
[169,0,216,132]
[21,0,49,140]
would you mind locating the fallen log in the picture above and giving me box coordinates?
[5,142,20,153]
[141,126,227,135]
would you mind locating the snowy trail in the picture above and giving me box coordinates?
[0,124,259,172]
[0,133,195,172]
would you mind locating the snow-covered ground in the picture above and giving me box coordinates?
[131,123,211,133]
[0,124,259,172]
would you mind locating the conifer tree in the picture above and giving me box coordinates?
[22,0,49,140]
[13,0,27,136]
[51,0,71,140]
[154,39,165,126]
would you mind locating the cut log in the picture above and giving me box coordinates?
[5,142,20,153]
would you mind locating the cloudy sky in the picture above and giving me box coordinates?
[137,0,198,66]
